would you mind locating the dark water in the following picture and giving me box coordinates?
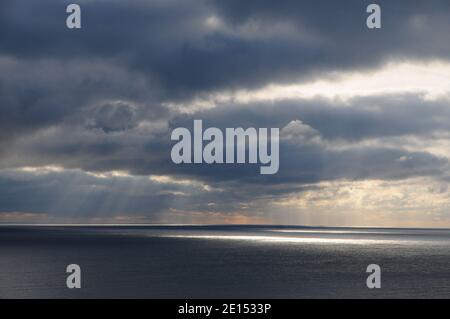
[0,225,449,298]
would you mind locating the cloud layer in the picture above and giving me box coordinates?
[1,0,450,226]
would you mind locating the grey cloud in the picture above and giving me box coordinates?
[1,0,450,98]
[1,0,449,149]
[1,0,450,222]
[87,102,139,133]
[0,168,272,219]
[172,94,450,141]
[0,57,165,147]
[2,94,448,189]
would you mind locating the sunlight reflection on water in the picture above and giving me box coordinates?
[161,234,419,245]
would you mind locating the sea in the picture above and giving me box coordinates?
[0,225,449,298]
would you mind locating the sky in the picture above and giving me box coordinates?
[1,0,450,227]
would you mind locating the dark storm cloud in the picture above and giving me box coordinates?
[2,93,449,187]
[172,94,450,141]
[162,137,448,185]
[0,0,449,145]
[0,57,167,147]
[0,0,450,97]
[87,102,139,133]
[1,0,450,221]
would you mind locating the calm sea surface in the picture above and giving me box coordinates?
[0,225,449,298]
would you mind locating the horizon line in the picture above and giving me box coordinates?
[0,223,449,231]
